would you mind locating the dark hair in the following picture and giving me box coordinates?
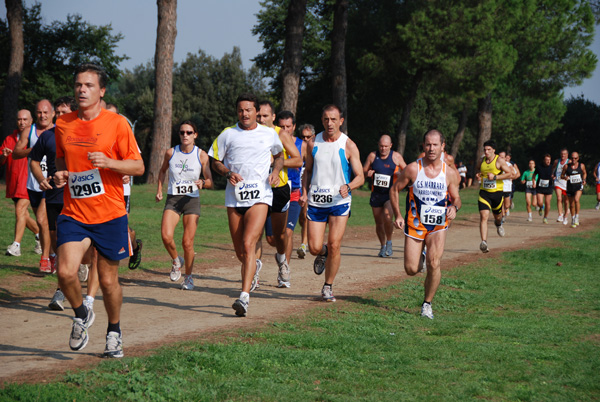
[179,120,198,133]
[422,129,445,145]
[106,103,120,114]
[236,93,259,111]
[483,140,496,150]
[259,100,275,115]
[276,110,295,125]
[544,153,551,159]
[54,96,77,112]
[74,63,108,89]
[322,104,343,117]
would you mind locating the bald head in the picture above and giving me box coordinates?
[35,99,55,130]
[378,134,393,157]
[17,109,33,132]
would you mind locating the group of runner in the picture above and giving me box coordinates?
[3,62,599,359]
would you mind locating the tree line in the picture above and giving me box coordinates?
[1,0,599,184]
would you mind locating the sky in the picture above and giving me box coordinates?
[1,0,599,104]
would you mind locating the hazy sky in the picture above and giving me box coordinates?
[2,0,599,103]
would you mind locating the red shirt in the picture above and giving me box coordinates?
[1,130,29,199]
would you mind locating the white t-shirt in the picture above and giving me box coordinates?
[209,123,283,208]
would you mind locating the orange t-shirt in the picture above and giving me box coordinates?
[55,109,142,224]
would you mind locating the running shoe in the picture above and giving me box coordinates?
[232,299,248,317]
[557,214,563,222]
[378,245,386,258]
[250,259,262,292]
[170,256,183,281]
[276,255,291,288]
[5,242,21,257]
[539,206,544,216]
[39,257,52,273]
[575,216,579,226]
[506,209,510,217]
[182,275,194,290]
[501,216,506,225]
[480,241,489,253]
[69,307,95,351]
[562,216,569,226]
[104,331,124,358]
[50,255,57,274]
[83,296,94,312]
[297,243,307,259]
[313,246,327,275]
[527,214,532,222]
[385,241,393,257]
[48,289,65,311]
[321,285,336,302]
[418,249,427,273]
[543,218,548,224]
[78,264,89,282]
[497,225,505,237]
[34,238,42,255]
[128,239,143,270]
[421,303,434,319]
[595,202,600,211]
[571,217,576,228]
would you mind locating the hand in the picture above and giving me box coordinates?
[367,170,374,178]
[156,192,163,202]
[2,147,12,157]
[299,193,307,207]
[54,170,69,188]
[268,172,280,187]
[88,152,111,169]
[39,177,53,191]
[227,171,242,185]
[487,172,496,180]
[339,184,350,198]
[122,175,130,185]
[194,179,204,189]
[447,206,457,221]
[393,216,405,230]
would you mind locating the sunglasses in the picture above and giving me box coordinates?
[180,131,194,136]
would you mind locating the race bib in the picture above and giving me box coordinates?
[173,180,198,195]
[235,180,263,202]
[538,179,549,188]
[420,204,446,225]
[311,186,334,204]
[569,174,582,184]
[526,180,533,188]
[373,173,391,188]
[483,178,497,190]
[69,169,105,199]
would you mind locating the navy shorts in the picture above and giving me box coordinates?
[369,192,390,208]
[307,203,351,222]
[27,189,45,208]
[57,214,131,261]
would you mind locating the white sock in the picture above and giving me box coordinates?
[276,253,286,263]
[240,292,249,302]
[35,233,40,240]
[12,241,20,247]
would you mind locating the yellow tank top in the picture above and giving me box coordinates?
[480,155,503,192]
[272,126,289,188]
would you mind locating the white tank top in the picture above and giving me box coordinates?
[554,159,569,189]
[503,162,513,192]
[26,124,47,192]
[412,158,448,207]
[167,145,202,198]
[308,132,351,208]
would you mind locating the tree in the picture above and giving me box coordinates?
[331,0,348,132]
[281,0,307,114]
[147,0,177,184]
[1,0,24,141]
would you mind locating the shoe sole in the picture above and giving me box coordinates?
[104,350,124,358]
[5,251,21,257]
[232,301,247,317]
[49,301,64,311]
[314,256,326,275]
[277,281,291,288]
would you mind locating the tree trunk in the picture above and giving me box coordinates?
[449,103,469,158]
[2,0,24,142]
[331,0,348,133]
[475,93,492,170]
[281,0,307,115]
[395,69,423,155]
[147,0,177,184]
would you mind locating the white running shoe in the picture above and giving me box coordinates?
[182,275,194,290]
[78,264,89,282]
[276,254,291,282]
[297,244,307,259]
[48,289,65,311]
[321,285,336,302]
[69,307,95,351]
[575,216,579,226]
[232,299,248,317]
[596,202,600,211]
[506,209,510,217]
[497,225,505,237]
[563,216,569,226]
[83,296,94,312]
[385,241,393,257]
[5,242,21,257]
[170,256,183,281]
[104,331,124,358]
[480,241,489,253]
[557,214,563,222]
[250,259,262,292]
[421,303,434,319]
[527,214,532,222]
[34,238,42,255]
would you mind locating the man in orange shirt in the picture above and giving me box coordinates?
[53,63,144,358]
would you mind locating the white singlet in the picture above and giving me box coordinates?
[308,132,351,208]
[167,145,202,198]
[209,123,283,207]
[26,124,47,192]
[554,159,569,190]
[503,162,514,192]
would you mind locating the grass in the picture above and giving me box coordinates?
[1,226,599,400]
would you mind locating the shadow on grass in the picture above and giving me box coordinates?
[343,294,413,315]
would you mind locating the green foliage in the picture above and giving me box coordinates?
[0,3,127,113]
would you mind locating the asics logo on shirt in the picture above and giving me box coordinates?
[239,182,259,190]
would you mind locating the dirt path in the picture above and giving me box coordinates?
[1,209,599,383]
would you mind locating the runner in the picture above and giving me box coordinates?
[300,104,364,302]
[594,160,600,210]
[209,93,283,317]
[520,159,538,222]
[156,120,213,290]
[498,151,520,221]
[476,140,513,253]
[296,123,315,259]
[389,129,461,320]
[561,151,586,228]
[552,148,570,224]
[535,154,554,224]
[457,161,467,189]
[53,63,144,358]
[363,134,406,257]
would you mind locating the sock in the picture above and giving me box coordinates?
[13,241,20,247]
[35,233,40,241]
[240,291,249,302]
[73,303,87,320]
[107,321,121,335]
[276,253,286,263]
[423,301,431,306]
[50,253,56,258]
[85,295,94,304]
[324,283,332,289]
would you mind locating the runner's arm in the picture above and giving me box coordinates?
[198,149,213,189]
[210,158,242,185]
[389,163,415,229]
[280,132,302,169]
[87,152,144,176]
[156,148,173,202]
[300,139,315,207]
[446,169,461,221]
[11,127,31,160]
[269,152,283,187]
[581,163,587,183]
[340,139,364,198]
[362,151,376,178]
[393,151,407,170]
[29,159,52,191]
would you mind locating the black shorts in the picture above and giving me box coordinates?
[124,195,130,214]
[27,189,45,208]
[536,184,553,195]
[272,185,291,213]
[164,195,201,216]
[566,184,583,198]
[233,204,271,216]
[369,192,390,208]
[46,203,64,231]
[478,190,503,214]
[525,188,536,195]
